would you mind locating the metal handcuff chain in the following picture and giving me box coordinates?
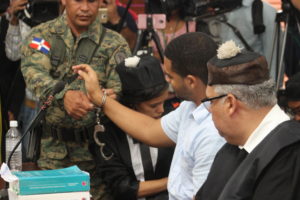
[93,91,114,160]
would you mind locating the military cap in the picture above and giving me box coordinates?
[116,55,167,97]
[207,40,269,86]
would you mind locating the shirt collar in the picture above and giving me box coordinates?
[85,15,103,44]
[241,105,290,153]
[49,14,103,49]
[242,0,254,7]
[192,103,210,122]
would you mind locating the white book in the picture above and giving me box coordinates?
[8,189,90,200]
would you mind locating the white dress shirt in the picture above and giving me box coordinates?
[161,101,225,200]
[241,105,290,153]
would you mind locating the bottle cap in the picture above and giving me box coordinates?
[9,120,18,128]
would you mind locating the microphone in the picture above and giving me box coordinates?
[40,81,65,110]
[7,81,65,168]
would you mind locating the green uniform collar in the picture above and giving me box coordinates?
[49,14,104,49]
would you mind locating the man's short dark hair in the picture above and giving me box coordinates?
[164,32,217,84]
[278,71,300,108]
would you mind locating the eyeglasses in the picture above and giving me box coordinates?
[201,94,227,111]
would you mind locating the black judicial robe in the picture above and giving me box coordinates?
[196,120,300,200]
[94,120,174,200]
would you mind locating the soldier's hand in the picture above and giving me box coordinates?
[73,64,103,107]
[64,90,94,120]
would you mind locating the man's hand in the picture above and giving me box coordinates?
[7,0,28,25]
[72,64,103,107]
[64,90,94,120]
[8,111,15,121]
[292,0,300,11]
[100,0,120,25]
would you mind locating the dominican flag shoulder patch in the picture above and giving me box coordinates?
[29,37,51,54]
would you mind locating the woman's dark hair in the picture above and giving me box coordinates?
[147,0,186,20]
[164,32,217,85]
[165,0,186,20]
[121,83,168,108]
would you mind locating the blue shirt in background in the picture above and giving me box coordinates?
[220,0,277,79]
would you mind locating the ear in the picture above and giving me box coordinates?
[185,75,197,89]
[225,94,239,116]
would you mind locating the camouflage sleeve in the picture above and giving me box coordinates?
[104,33,131,95]
[20,28,59,101]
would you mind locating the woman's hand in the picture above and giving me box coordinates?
[73,64,103,106]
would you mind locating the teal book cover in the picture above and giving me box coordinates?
[11,166,90,195]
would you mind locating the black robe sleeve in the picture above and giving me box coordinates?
[195,143,246,200]
[95,121,139,200]
[197,121,300,200]
[252,142,300,200]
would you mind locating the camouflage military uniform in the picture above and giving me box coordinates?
[21,13,131,200]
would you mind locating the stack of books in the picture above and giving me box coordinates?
[8,166,90,200]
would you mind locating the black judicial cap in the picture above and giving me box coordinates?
[116,55,167,101]
[207,40,269,86]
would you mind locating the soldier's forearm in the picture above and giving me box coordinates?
[21,66,61,100]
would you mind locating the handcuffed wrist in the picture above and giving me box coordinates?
[99,90,107,108]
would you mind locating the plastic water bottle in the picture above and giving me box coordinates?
[5,120,22,171]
